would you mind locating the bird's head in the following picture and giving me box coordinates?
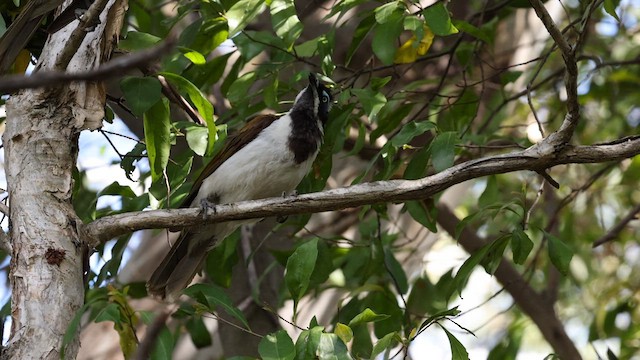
[293,74,333,125]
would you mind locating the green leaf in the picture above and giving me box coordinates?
[335,323,353,344]
[500,70,524,85]
[119,31,161,51]
[205,231,240,288]
[430,131,458,172]
[352,88,387,121]
[547,233,573,276]
[416,307,461,333]
[604,0,621,22]
[226,0,266,36]
[451,20,490,43]
[259,330,296,360]
[374,1,403,24]
[348,308,390,327]
[453,242,492,295]
[183,284,250,329]
[390,121,435,147]
[511,229,534,265]
[120,143,146,181]
[95,303,121,323]
[120,76,162,116]
[405,200,437,232]
[346,13,375,66]
[184,125,209,156]
[227,71,257,105]
[384,248,409,294]
[187,317,213,348]
[191,17,229,54]
[442,327,470,360]
[181,48,207,65]
[270,0,303,48]
[480,236,509,275]
[372,15,404,65]
[285,239,319,307]
[370,332,398,359]
[98,182,136,199]
[158,72,216,155]
[143,99,171,182]
[478,176,499,208]
[422,3,458,36]
[295,326,323,360]
[317,332,353,360]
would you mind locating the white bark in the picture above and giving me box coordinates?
[2,0,126,358]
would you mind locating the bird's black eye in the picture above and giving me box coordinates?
[321,91,329,103]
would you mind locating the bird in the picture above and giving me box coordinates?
[147,73,333,300]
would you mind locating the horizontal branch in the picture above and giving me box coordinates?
[84,136,640,247]
[0,35,176,94]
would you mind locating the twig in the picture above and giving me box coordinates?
[84,136,640,247]
[0,202,9,217]
[0,36,177,94]
[528,0,580,144]
[592,203,640,247]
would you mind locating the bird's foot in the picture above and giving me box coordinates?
[199,198,217,219]
[276,190,298,223]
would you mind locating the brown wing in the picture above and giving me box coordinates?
[180,114,281,207]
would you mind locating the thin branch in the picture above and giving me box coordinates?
[84,136,640,247]
[0,36,177,94]
[592,203,640,248]
[528,0,580,144]
[0,202,9,217]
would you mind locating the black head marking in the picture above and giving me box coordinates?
[288,74,333,164]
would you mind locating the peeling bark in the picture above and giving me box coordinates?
[1,0,127,358]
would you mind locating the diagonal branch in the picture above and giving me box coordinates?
[528,0,580,144]
[592,202,640,247]
[84,136,640,247]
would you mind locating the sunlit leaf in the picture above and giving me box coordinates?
[143,99,170,182]
[226,0,266,36]
[442,327,470,360]
[259,330,295,360]
[422,2,458,36]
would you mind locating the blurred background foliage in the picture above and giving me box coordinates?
[1,0,639,358]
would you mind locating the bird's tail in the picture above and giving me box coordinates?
[147,231,208,300]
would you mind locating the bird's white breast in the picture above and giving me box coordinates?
[192,114,319,207]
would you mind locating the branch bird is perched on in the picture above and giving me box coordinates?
[147,74,333,300]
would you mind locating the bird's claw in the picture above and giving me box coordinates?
[199,198,217,219]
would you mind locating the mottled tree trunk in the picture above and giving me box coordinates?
[1,0,126,358]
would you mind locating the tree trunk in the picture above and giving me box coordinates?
[1,0,126,357]
[3,89,85,359]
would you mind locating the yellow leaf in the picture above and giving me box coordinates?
[335,322,353,344]
[393,25,434,64]
[394,36,418,64]
[417,25,434,56]
[13,49,31,74]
